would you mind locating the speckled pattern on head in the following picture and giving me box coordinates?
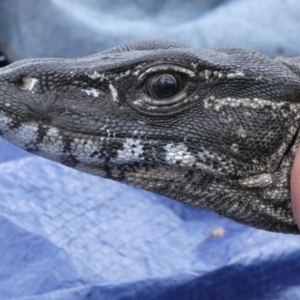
[1,40,300,233]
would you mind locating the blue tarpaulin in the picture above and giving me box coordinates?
[1,0,300,299]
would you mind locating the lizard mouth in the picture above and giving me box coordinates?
[0,111,229,178]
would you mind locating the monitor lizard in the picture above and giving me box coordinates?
[0,40,300,233]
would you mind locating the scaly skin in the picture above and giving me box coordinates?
[0,40,300,233]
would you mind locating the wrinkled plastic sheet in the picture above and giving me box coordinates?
[1,0,300,299]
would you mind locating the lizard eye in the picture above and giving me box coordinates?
[147,73,183,99]
[130,64,196,115]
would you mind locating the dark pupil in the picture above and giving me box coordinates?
[153,75,177,98]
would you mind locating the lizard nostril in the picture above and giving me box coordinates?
[17,75,38,91]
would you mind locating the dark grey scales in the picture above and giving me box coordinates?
[0,40,300,233]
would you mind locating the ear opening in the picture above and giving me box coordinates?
[276,56,300,78]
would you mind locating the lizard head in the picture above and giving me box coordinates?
[1,40,300,233]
